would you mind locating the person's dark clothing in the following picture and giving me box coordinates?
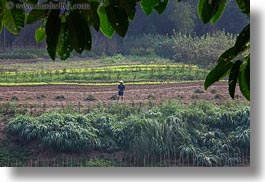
[118,84,125,96]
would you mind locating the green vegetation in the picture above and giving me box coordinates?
[0,48,49,59]
[0,140,31,167]
[5,101,250,167]
[0,61,208,84]
[84,95,97,102]
[85,159,114,167]
[0,0,250,99]
[0,31,236,68]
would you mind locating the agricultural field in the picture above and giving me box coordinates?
[0,58,208,84]
[0,57,250,167]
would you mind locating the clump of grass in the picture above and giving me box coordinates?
[84,95,97,101]
[55,95,66,101]
[177,95,183,99]
[194,88,204,94]
[36,94,46,100]
[25,96,32,100]
[191,94,199,99]
[110,95,118,100]
[147,95,155,100]
[11,96,19,101]
[210,89,217,94]
[214,94,223,99]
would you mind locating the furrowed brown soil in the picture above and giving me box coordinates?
[0,81,244,112]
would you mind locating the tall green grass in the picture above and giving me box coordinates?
[6,101,250,166]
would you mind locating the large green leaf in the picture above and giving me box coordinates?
[84,26,92,51]
[2,0,25,34]
[119,0,137,20]
[234,23,250,54]
[239,55,250,100]
[105,5,129,37]
[98,6,115,38]
[74,0,100,31]
[155,0,169,14]
[0,1,3,33]
[204,60,233,90]
[198,0,227,24]
[217,46,237,63]
[140,0,159,15]
[56,23,73,60]
[235,0,250,16]
[67,11,91,54]
[46,10,61,60]
[35,26,45,43]
[86,2,100,31]
[26,9,48,24]
[228,60,242,99]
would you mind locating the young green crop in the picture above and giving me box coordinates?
[0,63,208,85]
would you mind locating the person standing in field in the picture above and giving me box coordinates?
[118,80,125,101]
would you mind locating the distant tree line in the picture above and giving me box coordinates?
[0,0,248,51]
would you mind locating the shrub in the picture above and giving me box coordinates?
[210,89,217,94]
[55,95,66,101]
[191,94,199,99]
[214,94,223,100]
[36,95,46,100]
[10,96,19,101]
[6,112,100,152]
[84,95,97,101]
[147,95,155,100]
[110,95,118,100]
[194,88,204,94]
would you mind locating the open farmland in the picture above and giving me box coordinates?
[0,58,249,167]
[0,81,245,113]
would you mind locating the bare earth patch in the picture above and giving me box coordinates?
[0,81,245,111]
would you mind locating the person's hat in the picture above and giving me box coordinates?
[119,80,123,83]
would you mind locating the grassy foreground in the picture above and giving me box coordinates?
[1,100,250,167]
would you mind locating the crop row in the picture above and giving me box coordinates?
[0,64,208,84]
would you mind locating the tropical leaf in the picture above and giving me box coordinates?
[228,60,242,99]
[198,0,227,24]
[26,9,48,24]
[98,5,115,38]
[119,0,137,20]
[2,1,25,34]
[56,23,73,60]
[35,26,45,43]
[45,10,61,60]
[67,10,91,54]
[234,23,250,54]
[204,60,233,90]
[105,5,129,37]
[155,0,169,14]
[239,55,250,100]
[140,0,159,15]
[235,0,250,16]
[0,1,3,33]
